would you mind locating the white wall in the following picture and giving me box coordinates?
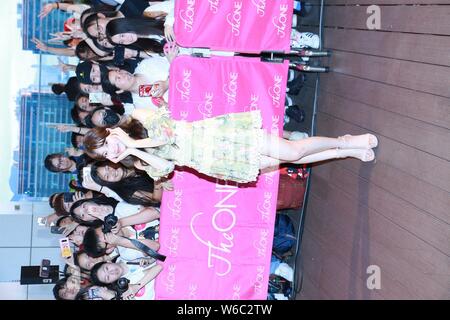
[0,201,67,300]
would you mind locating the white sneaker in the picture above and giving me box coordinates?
[288,69,295,82]
[285,94,293,106]
[284,115,290,124]
[291,30,320,49]
[292,15,297,28]
[274,293,289,300]
[289,131,309,141]
[275,262,294,282]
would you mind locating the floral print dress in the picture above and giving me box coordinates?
[141,108,264,183]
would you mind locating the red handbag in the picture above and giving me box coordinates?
[276,172,307,211]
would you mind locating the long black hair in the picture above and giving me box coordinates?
[106,17,164,39]
[105,18,165,55]
[90,161,158,207]
[52,278,68,300]
[82,227,107,258]
[90,261,109,286]
[82,10,121,39]
[70,196,119,226]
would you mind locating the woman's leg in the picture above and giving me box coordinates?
[260,133,377,162]
[259,149,375,171]
[260,133,345,161]
[293,148,375,164]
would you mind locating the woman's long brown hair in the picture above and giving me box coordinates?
[83,128,110,160]
[83,124,149,168]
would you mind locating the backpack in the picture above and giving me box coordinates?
[272,214,296,255]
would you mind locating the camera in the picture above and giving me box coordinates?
[87,287,101,300]
[102,213,118,234]
[39,259,51,278]
[114,277,130,300]
[63,192,75,202]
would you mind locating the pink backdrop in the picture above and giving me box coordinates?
[155,56,288,299]
[174,0,293,53]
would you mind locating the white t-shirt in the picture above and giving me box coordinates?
[123,103,135,115]
[144,0,175,27]
[115,202,142,219]
[116,219,160,261]
[132,57,170,109]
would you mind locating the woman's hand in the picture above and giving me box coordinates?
[151,80,169,98]
[39,3,56,19]
[165,43,179,64]
[133,160,147,171]
[65,147,78,157]
[104,232,120,245]
[54,124,73,133]
[56,58,73,73]
[31,38,48,52]
[121,285,141,300]
[82,172,102,192]
[110,220,122,234]
[108,148,135,164]
[139,257,156,268]
[107,128,136,148]
[164,25,176,43]
[156,180,173,191]
[151,97,167,109]
[72,191,86,203]
[44,213,59,227]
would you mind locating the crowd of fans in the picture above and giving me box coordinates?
[35,0,374,300]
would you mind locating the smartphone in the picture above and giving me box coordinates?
[37,217,47,226]
[88,287,101,300]
[59,238,72,258]
[151,97,164,107]
[139,84,153,97]
[39,259,51,278]
[89,92,107,104]
[63,192,75,203]
[51,226,64,234]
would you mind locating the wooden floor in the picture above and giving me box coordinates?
[296,1,450,299]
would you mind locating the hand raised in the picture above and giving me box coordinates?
[39,3,55,19]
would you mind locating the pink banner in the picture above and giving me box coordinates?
[174,0,293,53]
[154,56,288,300]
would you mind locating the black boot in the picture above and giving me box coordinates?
[286,105,305,123]
[287,73,305,96]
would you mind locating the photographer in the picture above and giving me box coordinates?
[90,261,163,300]
[74,250,115,272]
[82,225,160,262]
[70,196,160,230]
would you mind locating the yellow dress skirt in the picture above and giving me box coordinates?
[141,109,264,183]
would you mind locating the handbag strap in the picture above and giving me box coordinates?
[120,235,166,262]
